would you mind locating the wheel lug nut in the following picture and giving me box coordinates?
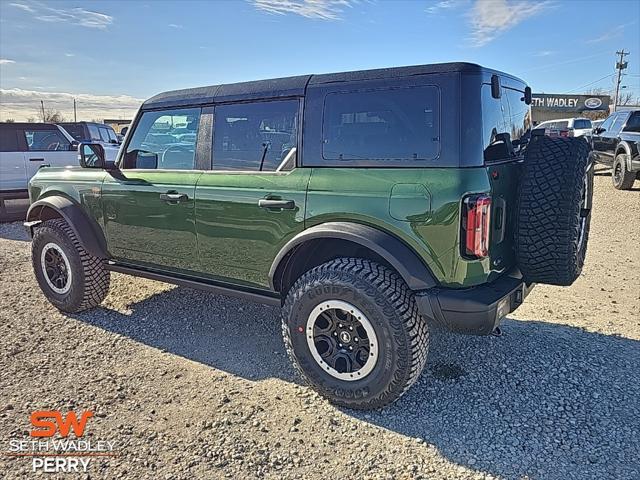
[354,338,359,342]
[349,326,353,331]
[339,344,343,348]
[349,346,353,351]
[339,323,343,328]
[333,332,337,336]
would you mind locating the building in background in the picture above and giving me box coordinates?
[103,119,132,135]
[531,93,611,125]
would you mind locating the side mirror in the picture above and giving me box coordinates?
[491,74,501,99]
[69,140,79,151]
[79,143,107,169]
[593,127,604,135]
[120,127,128,136]
[524,86,532,105]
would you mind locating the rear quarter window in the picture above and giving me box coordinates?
[623,112,640,132]
[321,85,440,163]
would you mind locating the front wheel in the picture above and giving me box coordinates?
[612,154,636,190]
[32,219,110,312]
[282,258,429,410]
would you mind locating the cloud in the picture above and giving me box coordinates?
[586,24,628,44]
[0,88,143,122]
[251,0,356,20]
[168,23,183,28]
[469,0,551,47]
[426,0,461,15]
[10,2,113,29]
[64,53,75,57]
[0,59,17,65]
[534,50,555,57]
[9,2,35,13]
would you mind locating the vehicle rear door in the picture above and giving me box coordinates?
[194,99,309,289]
[600,113,628,164]
[19,125,78,180]
[0,125,26,192]
[101,107,204,272]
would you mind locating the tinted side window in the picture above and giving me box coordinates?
[322,86,439,162]
[0,128,19,152]
[610,113,628,134]
[24,129,70,151]
[623,112,640,132]
[87,125,101,141]
[482,85,517,161]
[98,127,111,142]
[503,88,531,145]
[123,108,201,170]
[599,115,615,132]
[62,124,86,141]
[213,100,298,171]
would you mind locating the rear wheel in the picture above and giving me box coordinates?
[612,154,636,190]
[32,219,110,312]
[282,258,429,410]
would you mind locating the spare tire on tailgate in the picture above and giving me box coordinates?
[516,135,593,286]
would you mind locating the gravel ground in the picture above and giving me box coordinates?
[1,171,638,480]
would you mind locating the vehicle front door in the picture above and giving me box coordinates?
[194,99,309,289]
[101,107,204,272]
[592,114,616,164]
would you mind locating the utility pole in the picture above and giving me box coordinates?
[613,49,629,112]
[73,98,77,122]
[40,100,45,122]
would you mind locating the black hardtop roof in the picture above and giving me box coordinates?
[143,62,524,110]
[59,121,106,126]
[0,122,59,129]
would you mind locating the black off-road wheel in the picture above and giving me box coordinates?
[516,136,593,286]
[32,219,110,313]
[612,154,636,190]
[282,258,429,410]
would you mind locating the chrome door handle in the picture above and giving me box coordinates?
[258,199,295,210]
[159,192,189,203]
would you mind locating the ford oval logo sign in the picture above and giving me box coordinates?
[585,97,603,109]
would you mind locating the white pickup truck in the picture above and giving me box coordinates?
[0,123,80,200]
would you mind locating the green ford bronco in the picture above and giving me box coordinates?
[26,63,593,409]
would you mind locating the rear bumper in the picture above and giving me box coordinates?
[415,274,534,335]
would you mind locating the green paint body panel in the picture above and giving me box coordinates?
[28,160,518,292]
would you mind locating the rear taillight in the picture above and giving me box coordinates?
[462,195,491,258]
[560,129,571,137]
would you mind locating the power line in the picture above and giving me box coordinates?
[566,73,616,93]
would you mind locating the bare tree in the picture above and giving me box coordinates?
[617,90,639,106]
[2,118,16,123]
[38,109,65,123]
[26,116,35,123]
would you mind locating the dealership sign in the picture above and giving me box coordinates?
[531,94,610,112]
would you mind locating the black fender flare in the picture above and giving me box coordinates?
[269,222,438,292]
[615,141,633,170]
[26,196,109,259]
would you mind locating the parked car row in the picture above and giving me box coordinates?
[590,110,640,190]
[1,122,122,198]
[532,117,593,138]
